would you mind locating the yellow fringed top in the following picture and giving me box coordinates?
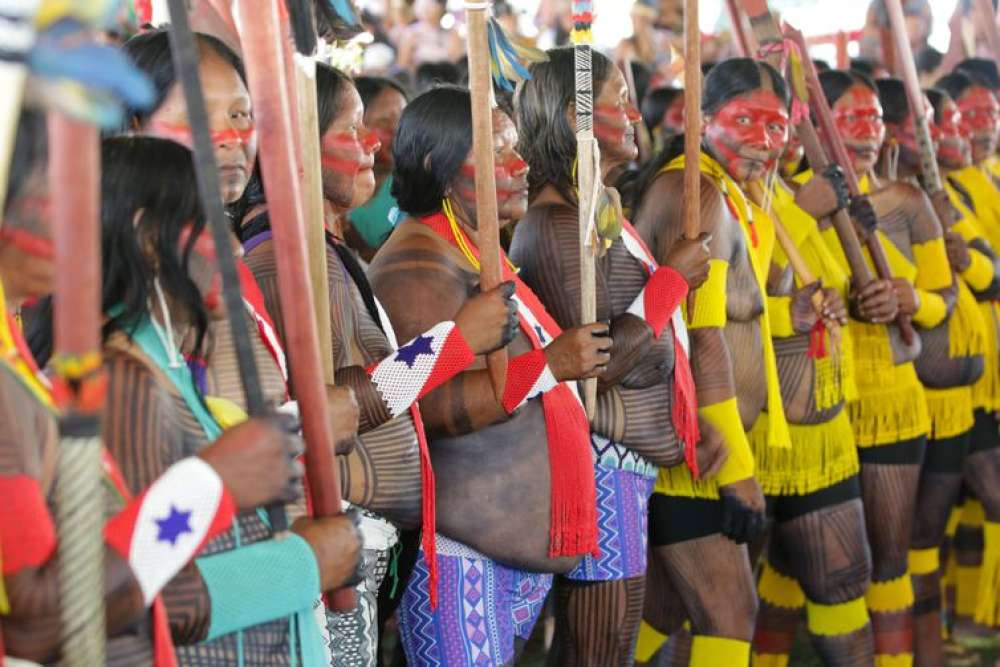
[951,166,1000,251]
[765,179,858,410]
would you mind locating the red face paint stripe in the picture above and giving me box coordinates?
[209,127,256,145]
[322,154,362,175]
[0,228,55,260]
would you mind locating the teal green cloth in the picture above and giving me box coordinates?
[347,176,401,248]
[197,533,321,641]
[113,309,221,441]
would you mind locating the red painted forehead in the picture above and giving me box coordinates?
[714,89,789,123]
[835,84,883,115]
[958,86,999,113]
[936,100,965,137]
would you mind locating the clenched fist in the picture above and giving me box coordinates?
[544,323,612,381]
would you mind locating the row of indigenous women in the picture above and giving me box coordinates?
[3,20,1000,667]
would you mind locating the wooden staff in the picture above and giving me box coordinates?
[884,0,943,192]
[233,0,353,610]
[725,0,755,58]
[49,114,105,666]
[682,0,700,242]
[571,0,598,416]
[975,0,1000,65]
[783,23,916,344]
[464,0,507,400]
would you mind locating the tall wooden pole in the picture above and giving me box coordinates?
[234,0,352,610]
[464,0,507,400]
[572,0,598,416]
[974,0,1000,65]
[884,0,943,193]
[682,0,701,242]
[50,113,105,667]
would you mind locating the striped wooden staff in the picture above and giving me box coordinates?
[682,0,700,243]
[572,0,598,417]
[465,0,507,399]
[50,113,105,667]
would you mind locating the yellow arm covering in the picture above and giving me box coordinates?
[686,259,729,329]
[911,238,952,328]
[913,289,948,328]
[963,248,995,292]
[768,296,795,338]
[704,397,755,486]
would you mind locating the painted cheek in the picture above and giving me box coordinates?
[210,126,256,147]
[594,104,630,143]
[360,129,381,155]
[0,228,54,260]
[321,133,364,175]
[625,105,642,124]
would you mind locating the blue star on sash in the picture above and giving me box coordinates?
[155,505,193,547]
[394,334,435,368]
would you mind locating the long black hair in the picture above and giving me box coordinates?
[956,57,1000,90]
[391,85,474,216]
[121,28,246,129]
[818,68,877,108]
[630,58,790,211]
[31,137,210,366]
[354,75,409,112]
[935,70,977,103]
[514,46,613,201]
[925,87,950,123]
[101,137,210,355]
[876,77,910,125]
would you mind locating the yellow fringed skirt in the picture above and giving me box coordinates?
[749,409,860,496]
[850,361,930,448]
[924,385,975,441]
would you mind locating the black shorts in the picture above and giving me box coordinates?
[969,409,1000,455]
[648,494,723,546]
[766,475,862,524]
[857,435,927,466]
[922,431,971,475]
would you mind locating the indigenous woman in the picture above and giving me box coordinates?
[630,58,793,666]
[926,78,1000,646]
[367,85,610,666]
[347,76,409,260]
[0,115,300,666]
[873,79,989,664]
[511,48,719,666]
[818,68,953,665]
[237,66,517,666]
[93,136,363,666]
[640,86,685,154]
[744,135,874,662]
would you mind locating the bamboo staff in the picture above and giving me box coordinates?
[233,0,353,610]
[571,0,598,416]
[464,0,507,400]
[682,0,700,242]
[725,0,756,58]
[783,23,916,344]
[884,0,943,193]
[50,114,105,666]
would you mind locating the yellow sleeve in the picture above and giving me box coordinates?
[912,238,953,291]
[963,249,995,292]
[701,397,755,486]
[768,295,795,338]
[686,259,729,329]
[913,289,948,328]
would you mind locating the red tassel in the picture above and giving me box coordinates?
[410,405,438,609]
[672,338,700,476]
[808,320,827,359]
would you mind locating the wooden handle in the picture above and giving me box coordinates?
[682,0,701,241]
[464,3,508,400]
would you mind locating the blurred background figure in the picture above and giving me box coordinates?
[394,0,463,71]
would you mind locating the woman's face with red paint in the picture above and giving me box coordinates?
[320,84,380,211]
[885,94,934,174]
[933,97,973,171]
[593,66,640,168]
[956,85,999,164]
[703,88,789,184]
[145,48,257,204]
[0,166,55,302]
[451,110,529,228]
[831,84,885,174]
[364,86,406,172]
[661,94,685,137]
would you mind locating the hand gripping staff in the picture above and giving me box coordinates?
[230,0,354,611]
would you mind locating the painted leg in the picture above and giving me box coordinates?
[752,560,803,667]
[962,446,1000,631]
[860,459,923,666]
[548,576,645,667]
